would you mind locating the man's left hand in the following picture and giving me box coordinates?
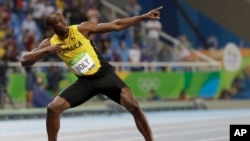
[143,6,163,20]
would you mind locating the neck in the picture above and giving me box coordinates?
[59,32,69,40]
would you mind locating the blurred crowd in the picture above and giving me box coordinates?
[0,0,196,72]
[0,0,196,108]
[0,0,101,63]
[1,0,249,109]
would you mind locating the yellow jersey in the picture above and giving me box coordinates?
[50,25,113,77]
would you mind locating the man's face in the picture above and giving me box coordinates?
[50,13,69,36]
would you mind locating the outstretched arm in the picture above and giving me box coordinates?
[78,6,163,35]
[21,39,64,66]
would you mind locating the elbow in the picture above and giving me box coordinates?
[113,23,123,31]
[21,58,33,67]
[109,20,124,31]
[113,26,121,31]
[115,26,125,31]
[20,60,29,67]
[20,52,36,67]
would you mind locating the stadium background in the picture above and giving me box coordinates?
[1,0,250,107]
[1,1,250,141]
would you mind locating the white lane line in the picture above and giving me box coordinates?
[4,118,230,138]
[197,136,228,141]
[25,124,227,141]
[108,128,227,141]
[62,119,230,133]
[154,128,226,138]
[4,115,246,141]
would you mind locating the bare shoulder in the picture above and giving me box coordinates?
[78,21,96,30]
[77,21,97,36]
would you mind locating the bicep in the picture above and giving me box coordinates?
[92,22,119,33]
[79,21,119,35]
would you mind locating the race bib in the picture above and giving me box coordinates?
[68,52,95,74]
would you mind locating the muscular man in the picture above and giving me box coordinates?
[21,6,163,141]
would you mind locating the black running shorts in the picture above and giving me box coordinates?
[59,72,127,107]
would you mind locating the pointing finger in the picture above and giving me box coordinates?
[154,6,163,11]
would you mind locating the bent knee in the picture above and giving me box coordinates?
[47,102,62,115]
[47,98,70,114]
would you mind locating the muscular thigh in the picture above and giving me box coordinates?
[59,78,96,108]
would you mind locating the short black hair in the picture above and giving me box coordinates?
[45,12,58,27]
